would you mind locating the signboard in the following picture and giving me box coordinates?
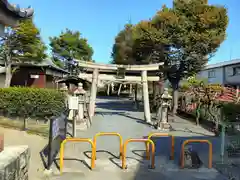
[68,96,79,110]
[46,113,68,169]
[30,74,39,79]
[116,67,126,79]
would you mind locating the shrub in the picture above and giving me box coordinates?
[0,87,66,119]
[222,102,240,123]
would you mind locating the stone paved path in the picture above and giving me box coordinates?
[48,97,229,180]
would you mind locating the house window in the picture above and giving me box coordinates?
[208,70,215,78]
[233,67,240,75]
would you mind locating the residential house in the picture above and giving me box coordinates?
[0,59,69,88]
[197,59,240,88]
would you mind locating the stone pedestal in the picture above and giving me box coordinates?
[0,146,30,180]
[157,88,172,130]
[159,122,171,130]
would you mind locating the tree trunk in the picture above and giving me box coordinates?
[4,62,12,88]
[171,82,179,116]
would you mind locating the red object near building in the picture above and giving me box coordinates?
[0,59,69,89]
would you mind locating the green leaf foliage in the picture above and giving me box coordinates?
[0,19,47,62]
[0,87,66,119]
[111,0,228,83]
[49,29,93,61]
[111,24,135,65]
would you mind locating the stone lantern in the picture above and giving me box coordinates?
[60,85,69,107]
[157,88,172,130]
[73,83,86,121]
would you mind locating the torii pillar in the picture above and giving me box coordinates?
[141,70,151,123]
[89,68,99,118]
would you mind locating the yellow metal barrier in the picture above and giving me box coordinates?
[122,139,155,169]
[59,138,96,174]
[180,139,212,168]
[146,133,174,160]
[93,132,123,158]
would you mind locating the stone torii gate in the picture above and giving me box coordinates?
[78,61,164,123]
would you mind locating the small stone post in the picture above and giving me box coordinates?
[157,88,172,130]
[141,70,151,123]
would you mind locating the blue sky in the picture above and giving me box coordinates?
[10,0,239,64]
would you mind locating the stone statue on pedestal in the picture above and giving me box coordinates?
[157,88,172,130]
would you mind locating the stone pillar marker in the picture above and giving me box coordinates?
[89,68,99,118]
[141,70,151,123]
[157,88,172,130]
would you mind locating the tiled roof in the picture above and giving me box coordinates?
[0,0,34,18]
[204,59,240,70]
[14,59,69,73]
[0,59,69,73]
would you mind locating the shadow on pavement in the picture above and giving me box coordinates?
[84,150,119,159]
[95,111,147,122]
[39,144,49,169]
[132,150,147,159]
[171,127,212,136]
[132,135,231,180]
[109,156,144,169]
[96,101,140,112]
[54,157,92,170]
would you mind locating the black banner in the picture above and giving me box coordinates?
[47,113,68,169]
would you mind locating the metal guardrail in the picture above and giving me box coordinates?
[57,132,214,174]
[93,132,123,159]
[146,133,174,160]
[122,138,155,169]
[59,138,95,174]
[180,139,212,169]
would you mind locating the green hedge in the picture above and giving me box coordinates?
[0,87,66,119]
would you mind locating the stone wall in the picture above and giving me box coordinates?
[0,146,30,180]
